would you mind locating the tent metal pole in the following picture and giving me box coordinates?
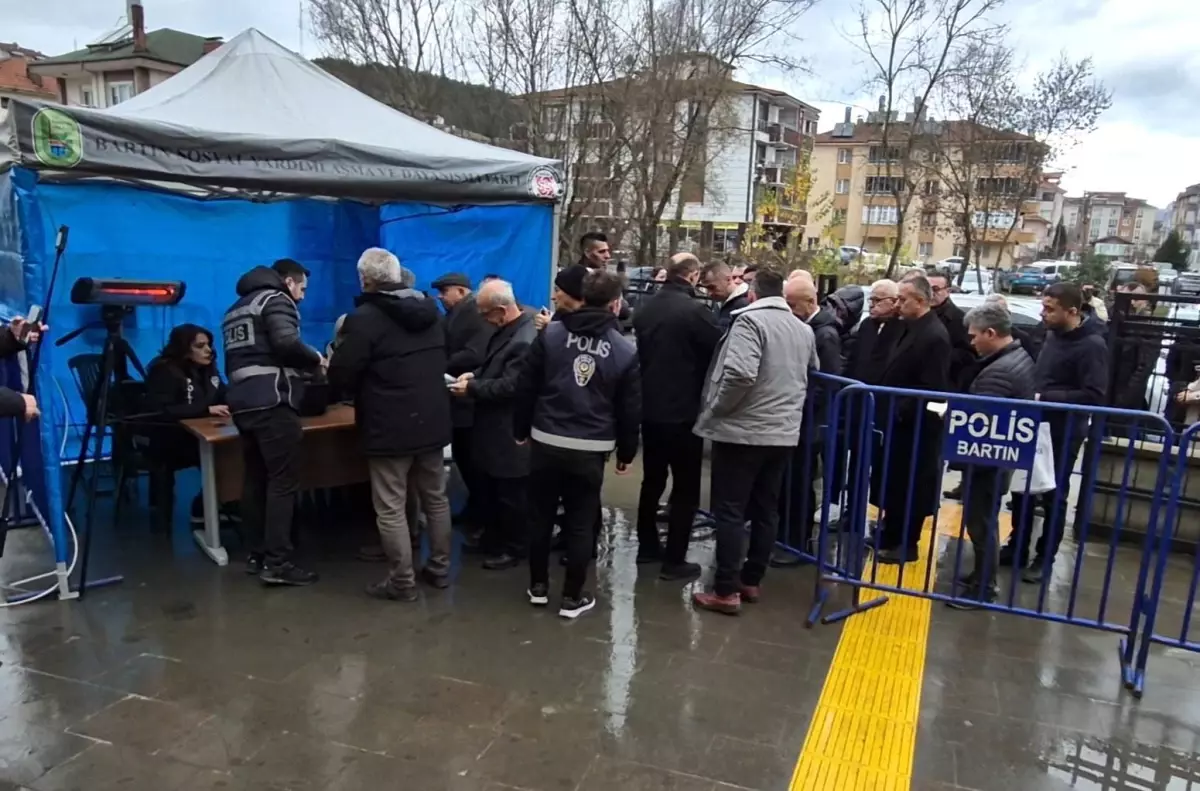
[549,200,562,292]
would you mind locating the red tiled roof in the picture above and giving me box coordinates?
[0,55,55,99]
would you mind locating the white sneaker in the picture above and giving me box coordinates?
[558,593,596,619]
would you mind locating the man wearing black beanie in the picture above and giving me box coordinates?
[514,269,641,618]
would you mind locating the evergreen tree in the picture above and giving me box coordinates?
[1051,221,1068,258]
[1154,229,1191,270]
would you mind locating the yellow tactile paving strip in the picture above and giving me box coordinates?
[789,502,1014,789]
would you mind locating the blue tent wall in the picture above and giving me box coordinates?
[12,174,379,455]
[379,203,552,309]
[0,167,554,579]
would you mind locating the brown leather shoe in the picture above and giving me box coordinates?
[692,590,741,615]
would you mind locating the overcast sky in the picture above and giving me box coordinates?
[6,0,1197,208]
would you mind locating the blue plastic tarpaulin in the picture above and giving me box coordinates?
[0,167,553,574]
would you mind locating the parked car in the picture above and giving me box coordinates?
[955,268,993,295]
[1155,264,1179,292]
[936,256,965,273]
[1175,270,1200,296]
[1009,260,1076,295]
[952,293,1042,328]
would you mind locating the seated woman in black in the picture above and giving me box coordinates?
[144,324,228,529]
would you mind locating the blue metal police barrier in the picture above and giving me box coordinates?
[807,382,1174,690]
[1129,422,1200,696]
[769,371,859,621]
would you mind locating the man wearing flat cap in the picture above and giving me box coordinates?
[433,272,493,537]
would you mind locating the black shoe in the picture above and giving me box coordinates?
[659,561,702,582]
[997,545,1025,568]
[559,593,596,619]
[527,583,549,607]
[259,562,318,586]
[1022,558,1050,585]
[875,547,919,565]
[419,567,450,589]
[245,554,265,576]
[483,553,521,571]
[956,570,978,588]
[946,586,996,610]
[944,483,963,501]
[365,580,419,602]
[769,549,805,568]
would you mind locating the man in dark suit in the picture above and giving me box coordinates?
[700,262,750,330]
[433,273,494,535]
[632,252,722,579]
[873,274,951,564]
[448,279,537,570]
[848,280,902,381]
[925,271,974,389]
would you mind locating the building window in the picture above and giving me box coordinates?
[831,209,847,226]
[923,180,940,196]
[837,148,851,164]
[80,87,94,107]
[835,179,850,194]
[862,205,899,225]
[107,81,134,106]
[864,176,904,194]
[868,146,901,163]
[972,210,1016,229]
[920,211,937,227]
[918,242,932,258]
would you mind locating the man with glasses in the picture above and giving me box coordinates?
[923,271,975,389]
[872,275,950,564]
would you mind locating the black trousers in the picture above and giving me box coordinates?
[1006,428,1086,563]
[710,442,790,597]
[235,406,303,565]
[635,422,703,563]
[451,426,482,526]
[962,466,1005,593]
[781,440,844,552]
[477,474,528,557]
[529,442,606,599]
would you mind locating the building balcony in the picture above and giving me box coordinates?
[767,123,804,147]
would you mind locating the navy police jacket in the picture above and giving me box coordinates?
[513,307,641,464]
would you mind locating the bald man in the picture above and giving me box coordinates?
[773,275,842,567]
[632,252,721,578]
[449,279,538,570]
[785,277,841,375]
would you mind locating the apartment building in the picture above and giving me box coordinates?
[28,1,219,109]
[527,67,819,255]
[0,43,56,122]
[1063,191,1157,259]
[1171,184,1200,268]
[804,108,1040,268]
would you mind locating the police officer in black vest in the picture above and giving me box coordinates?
[514,269,641,619]
[222,258,324,586]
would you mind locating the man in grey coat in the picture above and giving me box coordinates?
[691,269,816,615]
[948,302,1036,609]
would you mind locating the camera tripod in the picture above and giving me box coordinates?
[58,305,144,598]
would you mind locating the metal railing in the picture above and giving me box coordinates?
[800,378,1182,696]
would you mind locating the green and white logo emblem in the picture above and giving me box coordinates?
[31,107,83,168]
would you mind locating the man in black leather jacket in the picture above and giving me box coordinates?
[222,258,323,586]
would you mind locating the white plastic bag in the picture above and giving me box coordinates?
[1010,422,1055,495]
